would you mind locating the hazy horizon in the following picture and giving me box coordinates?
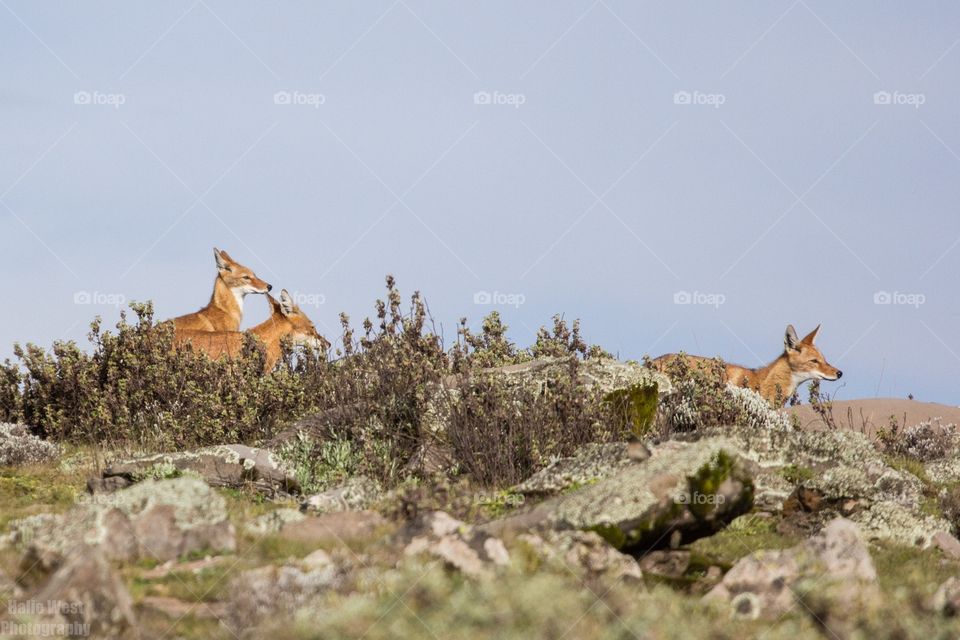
[3,1,960,403]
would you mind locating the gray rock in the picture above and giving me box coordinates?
[517,530,643,582]
[548,438,754,551]
[514,443,632,496]
[301,476,382,514]
[7,545,138,639]
[11,477,235,574]
[226,550,346,635]
[246,508,306,536]
[103,444,299,494]
[706,518,878,620]
[403,511,510,578]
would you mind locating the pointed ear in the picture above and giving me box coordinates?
[801,324,821,345]
[214,248,231,272]
[279,289,296,316]
[265,294,283,315]
[784,325,801,351]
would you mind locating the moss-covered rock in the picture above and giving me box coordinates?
[548,438,754,551]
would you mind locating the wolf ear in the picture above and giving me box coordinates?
[784,325,801,351]
[279,289,296,316]
[214,248,232,272]
[801,325,821,345]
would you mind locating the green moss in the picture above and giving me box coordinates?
[885,455,932,485]
[603,382,658,438]
[687,450,752,521]
[688,514,797,567]
[779,464,815,485]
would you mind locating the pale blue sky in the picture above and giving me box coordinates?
[2,1,959,402]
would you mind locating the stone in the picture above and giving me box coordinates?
[102,444,299,494]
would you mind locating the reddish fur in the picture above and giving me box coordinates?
[175,292,324,372]
[173,249,271,334]
[652,325,841,407]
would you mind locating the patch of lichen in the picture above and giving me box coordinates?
[602,382,658,438]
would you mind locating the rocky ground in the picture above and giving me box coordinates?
[2,360,960,639]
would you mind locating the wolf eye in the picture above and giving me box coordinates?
[243,275,252,280]
[810,358,820,364]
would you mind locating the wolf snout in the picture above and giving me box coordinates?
[836,370,843,379]
[266,284,273,292]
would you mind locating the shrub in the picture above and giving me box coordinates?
[0,423,60,466]
[878,417,959,462]
[442,358,617,488]
[9,302,323,451]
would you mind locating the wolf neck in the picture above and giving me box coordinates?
[251,316,290,344]
[210,276,243,325]
[752,353,801,405]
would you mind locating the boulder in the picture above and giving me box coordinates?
[402,511,510,578]
[706,518,878,620]
[10,477,235,577]
[548,438,754,551]
[226,549,346,634]
[517,530,643,582]
[102,444,298,494]
[6,546,137,639]
[514,443,632,496]
[301,476,382,514]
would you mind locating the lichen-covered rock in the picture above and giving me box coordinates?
[6,545,137,639]
[226,549,346,635]
[302,476,382,514]
[10,477,235,573]
[706,518,878,620]
[548,438,754,551]
[0,423,59,466]
[516,530,643,582]
[402,511,510,578]
[934,576,960,616]
[514,443,631,496]
[848,501,950,547]
[246,508,306,536]
[102,444,299,494]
